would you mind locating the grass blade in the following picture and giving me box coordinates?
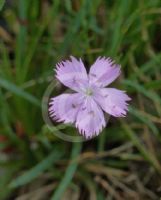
[51,142,82,200]
[129,106,159,138]
[0,78,40,106]
[122,122,161,173]
[123,79,161,105]
[0,0,5,11]
[9,150,63,188]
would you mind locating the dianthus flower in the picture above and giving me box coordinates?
[49,56,131,138]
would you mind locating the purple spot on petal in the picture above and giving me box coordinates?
[72,103,77,108]
[89,110,95,117]
[90,73,96,77]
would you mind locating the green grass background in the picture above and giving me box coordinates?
[0,0,161,199]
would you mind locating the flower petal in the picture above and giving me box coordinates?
[76,97,106,138]
[94,88,131,117]
[49,93,84,123]
[55,56,88,92]
[89,57,121,87]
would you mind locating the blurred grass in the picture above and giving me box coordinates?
[0,0,5,11]
[0,0,161,199]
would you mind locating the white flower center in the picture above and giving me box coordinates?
[85,88,93,96]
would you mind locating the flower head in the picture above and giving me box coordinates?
[49,56,131,138]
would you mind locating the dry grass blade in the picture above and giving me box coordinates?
[76,143,133,163]
[95,176,123,200]
[16,183,57,200]
[84,164,128,178]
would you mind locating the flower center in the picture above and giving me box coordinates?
[85,88,93,96]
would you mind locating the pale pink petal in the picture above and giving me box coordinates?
[89,57,121,87]
[49,93,84,123]
[55,56,88,92]
[76,97,106,138]
[94,88,131,117]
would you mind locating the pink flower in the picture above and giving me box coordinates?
[49,56,131,138]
